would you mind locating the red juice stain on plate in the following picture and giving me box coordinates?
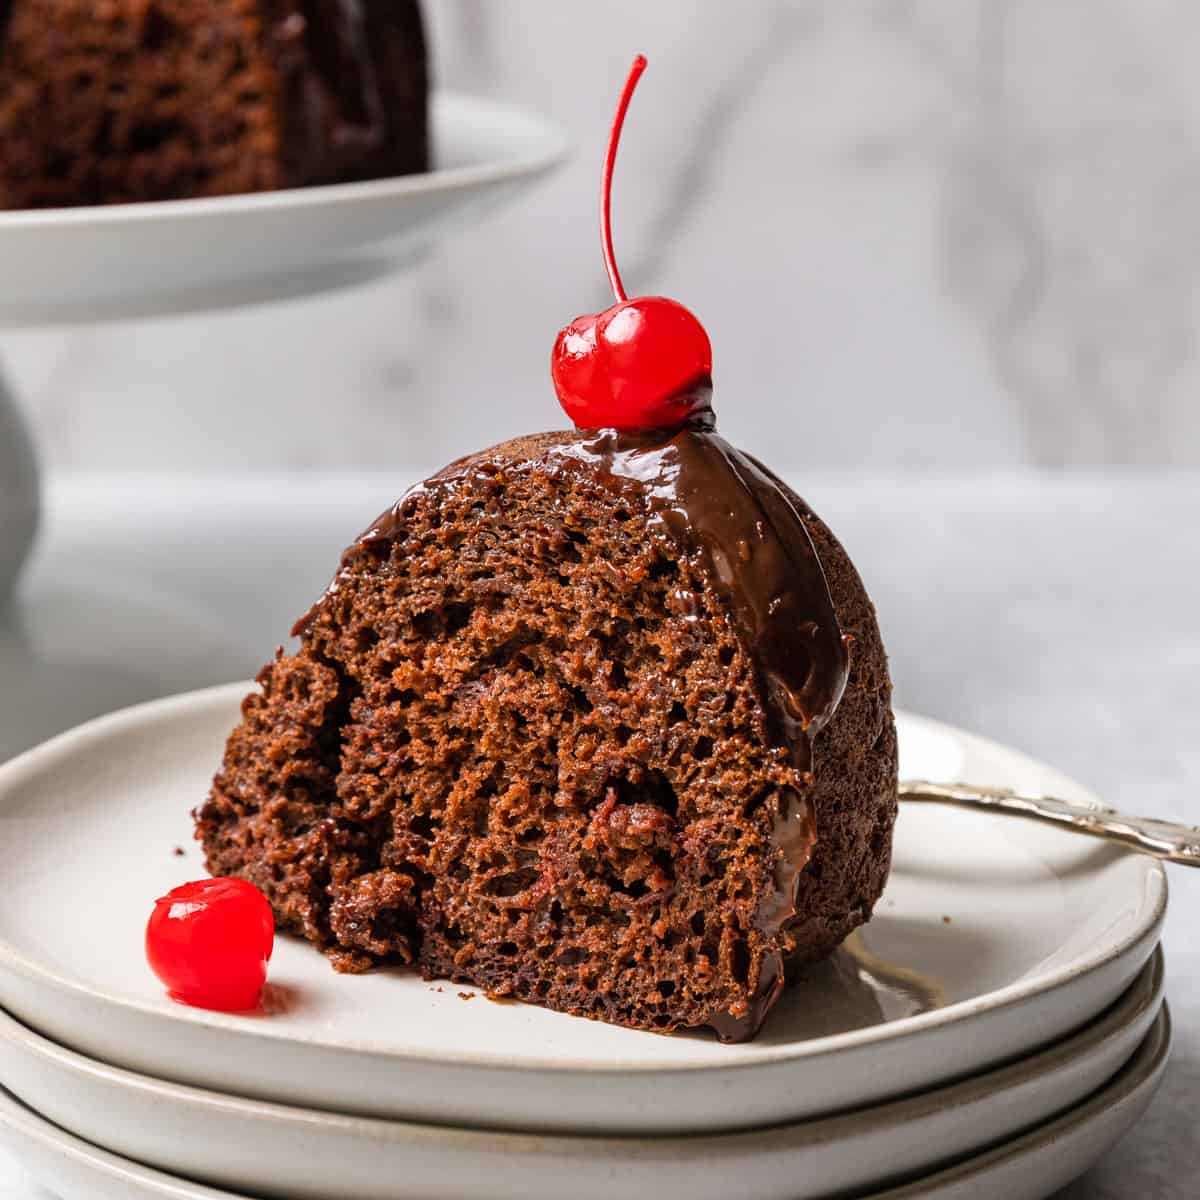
[145,878,274,1012]
[551,55,713,431]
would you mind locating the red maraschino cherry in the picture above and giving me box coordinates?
[553,55,713,430]
[146,878,274,1012]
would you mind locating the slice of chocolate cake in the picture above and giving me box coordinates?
[0,0,427,209]
[197,54,898,1042]
[198,418,897,1041]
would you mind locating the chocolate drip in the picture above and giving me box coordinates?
[300,413,849,1041]
[545,413,847,766]
[545,414,847,1040]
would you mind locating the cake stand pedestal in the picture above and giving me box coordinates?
[0,91,566,604]
[0,365,38,604]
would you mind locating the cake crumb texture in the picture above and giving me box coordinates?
[198,433,897,1039]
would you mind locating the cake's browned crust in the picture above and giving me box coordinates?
[0,0,427,209]
[197,432,897,1039]
[776,489,897,966]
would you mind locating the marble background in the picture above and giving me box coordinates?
[1,8,1198,1195]
[6,0,1200,474]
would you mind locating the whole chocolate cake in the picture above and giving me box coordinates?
[0,0,428,209]
[196,55,898,1041]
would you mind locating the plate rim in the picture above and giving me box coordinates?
[0,948,1165,1148]
[0,1005,1172,1200]
[0,680,1168,1076]
[0,91,568,232]
[869,1001,1171,1198]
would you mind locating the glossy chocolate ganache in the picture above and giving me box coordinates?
[312,410,850,765]
[295,408,853,1040]
[558,412,851,1039]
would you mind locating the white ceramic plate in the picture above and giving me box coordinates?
[0,684,1166,1135]
[0,92,566,324]
[0,1008,1171,1200]
[0,955,1166,1200]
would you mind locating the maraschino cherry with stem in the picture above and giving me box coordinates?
[552,55,713,431]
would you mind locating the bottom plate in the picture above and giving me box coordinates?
[0,1006,1170,1200]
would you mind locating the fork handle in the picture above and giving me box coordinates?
[900,779,1200,866]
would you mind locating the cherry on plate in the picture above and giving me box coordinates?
[146,877,274,1012]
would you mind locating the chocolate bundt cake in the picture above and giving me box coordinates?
[0,0,427,209]
[198,417,898,1041]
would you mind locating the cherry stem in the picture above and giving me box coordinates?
[600,54,647,305]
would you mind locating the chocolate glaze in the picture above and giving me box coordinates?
[544,410,848,766]
[300,409,849,1042]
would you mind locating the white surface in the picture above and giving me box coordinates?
[0,92,565,324]
[0,470,1194,1194]
[0,1008,1170,1200]
[8,1,1200,470]
[0,682,1165,1135]
[0,958,1166,1200]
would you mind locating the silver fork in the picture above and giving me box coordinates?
[900,780,1200,866]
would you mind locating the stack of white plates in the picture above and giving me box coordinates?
[0,684,1169,1200]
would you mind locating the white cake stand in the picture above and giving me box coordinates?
[0,91,566,602]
